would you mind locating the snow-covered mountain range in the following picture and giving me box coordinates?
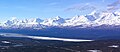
[1,10,120,29]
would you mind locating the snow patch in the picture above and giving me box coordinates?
[88,50,102,52]
[108,45,119,48]
[1,41,11,44]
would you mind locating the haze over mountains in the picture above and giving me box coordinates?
[1,10,120,29]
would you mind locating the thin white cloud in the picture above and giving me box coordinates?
[65,3,96,12]
[107,0,120,11]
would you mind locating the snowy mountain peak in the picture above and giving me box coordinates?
[70,15,80,20]
[85,10,100,21]
[54,16,61,19]
[32,18,43,23]
[63,15,90,26]
[52,16,64,21]
[2,9,120,28]
[89,10,97,15]
[11,17,17,20]
[41,16,65,26]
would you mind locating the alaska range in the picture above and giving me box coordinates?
[1,10,120,29]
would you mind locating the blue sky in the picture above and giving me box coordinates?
[0,0,118,22]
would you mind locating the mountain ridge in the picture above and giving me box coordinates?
[1,10,120,29]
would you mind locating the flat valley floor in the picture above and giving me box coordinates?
[0,37,119,52]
